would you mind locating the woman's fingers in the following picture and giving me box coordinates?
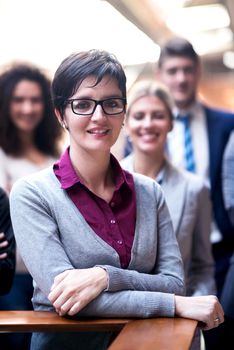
[0,232,8,249]
[0,232,9,259]
[67,301,82,316]
[0,232,5,240]
[49,268,108,316]
[0,240,8,248]
[56,286,95,316]
[0,252,8,260]
[57,295,79,316]
[175,295,225,331]
[51,270,70,290]
[48,284,65,304]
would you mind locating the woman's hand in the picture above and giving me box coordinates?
[175,295,224,330]
[48,267,108,316]
[0,232,8,260]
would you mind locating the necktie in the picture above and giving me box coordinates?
[177,114,196,173]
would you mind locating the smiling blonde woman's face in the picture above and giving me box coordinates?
[126,95,172,155]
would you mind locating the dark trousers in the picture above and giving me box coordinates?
[203,317,234,350]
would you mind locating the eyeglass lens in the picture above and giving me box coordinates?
[71,98,125,115]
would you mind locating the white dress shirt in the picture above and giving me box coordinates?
[167,101,222,243]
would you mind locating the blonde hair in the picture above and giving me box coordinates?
[127,80,174,120]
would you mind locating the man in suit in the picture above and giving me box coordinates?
[156,36,234,350]
[0,187,15,295]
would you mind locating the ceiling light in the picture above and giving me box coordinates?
[166,4,230,34]
[223,51,234,69]
[186,28,233,56]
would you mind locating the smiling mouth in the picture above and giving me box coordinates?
[87,129,109,135]
[140,133,159,140]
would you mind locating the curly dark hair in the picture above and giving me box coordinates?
[0,63,63,157]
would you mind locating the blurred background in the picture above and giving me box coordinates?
[0,0,233,110]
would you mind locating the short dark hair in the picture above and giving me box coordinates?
[158,37,199,67]
[0,63,63,157]
[52,49,127,116]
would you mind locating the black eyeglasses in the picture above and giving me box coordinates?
[66,98,126,116]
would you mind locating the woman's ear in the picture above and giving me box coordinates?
[123,121,132,143]
[55,109,67,129]
[169,120,173,132]
[54,108,63,124]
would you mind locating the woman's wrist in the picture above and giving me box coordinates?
[94,266,109,291]
[174,295,184,317]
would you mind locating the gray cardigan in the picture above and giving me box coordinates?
[10,166,184,350]
[121,155,215,296]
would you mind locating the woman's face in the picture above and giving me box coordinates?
[126,95,172,155]
[60,75,125,154]
[9,80,44,132]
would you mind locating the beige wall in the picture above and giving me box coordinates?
[199,74,234,111]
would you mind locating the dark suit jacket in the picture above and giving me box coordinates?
[205,106,234,240]
[0,187,15,295]
[221,252,234,319]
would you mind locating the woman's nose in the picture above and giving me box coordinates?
[90,104,107,120]
[142,116,153,127]
[21,100,34,113]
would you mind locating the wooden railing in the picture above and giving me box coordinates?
[0,311,198,350]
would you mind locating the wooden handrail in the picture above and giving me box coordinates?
[109,318,198,350]
[0,311,198,350]
[0,311,130,332]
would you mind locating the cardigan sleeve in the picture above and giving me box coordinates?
[186,181,216,296]
[77,289,176,318]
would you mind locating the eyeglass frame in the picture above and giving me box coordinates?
[65,97,127,116]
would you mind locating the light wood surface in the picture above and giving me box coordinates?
[0,311,198,350]
[0,311,130,332]
[109,318,198,350]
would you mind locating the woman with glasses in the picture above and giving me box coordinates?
[10,50,224,350]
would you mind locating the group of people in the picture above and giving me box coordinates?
[0,37,233,350]
[123,37,234,349]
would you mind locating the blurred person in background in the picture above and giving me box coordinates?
[220,130,234,345]
[0,63,63,350]
[0,186,15,296]
[222,130,234,227]
[156,36,234,350]
[121,79,216,350]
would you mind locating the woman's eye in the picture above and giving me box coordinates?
[76,101,91,109]
[105,100,117,108]
[152,113,166,120]
[132,113,144,120]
